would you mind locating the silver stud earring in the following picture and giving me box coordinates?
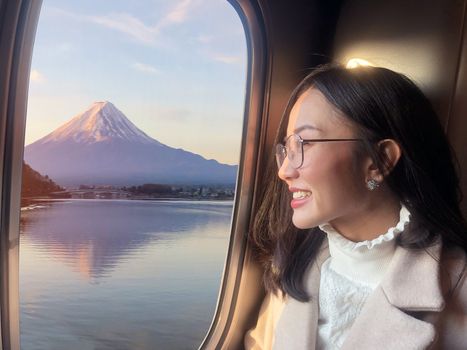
[366,179,380,191]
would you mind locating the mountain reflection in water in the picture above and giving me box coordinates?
[20,199,232,350]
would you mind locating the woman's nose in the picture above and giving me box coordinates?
[277,157,299,181]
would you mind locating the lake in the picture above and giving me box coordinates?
[19,199,233,350]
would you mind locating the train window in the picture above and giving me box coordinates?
[20,1,246,349]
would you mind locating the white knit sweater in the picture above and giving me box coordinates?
[316,205,411,349]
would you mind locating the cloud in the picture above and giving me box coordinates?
[132,62,160,75]
[160,0,192,26]
[209,53,242,64]
[50,1,196,46]
[88,13,160,45]
[30,69,45,83]
[49,8,159,45]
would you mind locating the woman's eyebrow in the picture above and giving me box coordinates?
[283,125,322,142]
[293,124,322,134]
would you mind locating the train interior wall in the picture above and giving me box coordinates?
[332,0,467,217]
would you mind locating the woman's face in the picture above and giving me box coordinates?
[278,87,370,229]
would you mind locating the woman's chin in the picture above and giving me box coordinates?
[291,214,317,230]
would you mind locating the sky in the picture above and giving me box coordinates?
[26,0,247,165]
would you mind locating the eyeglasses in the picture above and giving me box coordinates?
[275,134,363,169]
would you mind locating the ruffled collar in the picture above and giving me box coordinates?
[319,204,410,252]
[318,204,411,287]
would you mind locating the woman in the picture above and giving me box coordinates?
[245,64,467,349]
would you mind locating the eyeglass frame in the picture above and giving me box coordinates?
[275,134,364,169]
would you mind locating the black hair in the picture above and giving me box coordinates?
[251,63,467,302]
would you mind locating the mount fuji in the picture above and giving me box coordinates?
[24,101,237,186]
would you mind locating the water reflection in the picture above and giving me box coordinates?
[20,199,232,350]
[20,199,231,279]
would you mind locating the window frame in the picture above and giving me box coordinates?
[0,1,43,349]
[199,0,270,348]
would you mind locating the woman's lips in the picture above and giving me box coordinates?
[290,190,311,209]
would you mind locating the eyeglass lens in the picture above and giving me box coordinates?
[275,134,303,169]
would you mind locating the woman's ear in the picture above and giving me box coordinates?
[378,139,402,175]
[366,139,401,182]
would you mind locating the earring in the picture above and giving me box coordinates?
[366,179,380,191]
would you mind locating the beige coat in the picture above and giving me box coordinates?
[245,240,467,349]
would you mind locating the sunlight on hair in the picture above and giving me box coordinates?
[346,58,374,69]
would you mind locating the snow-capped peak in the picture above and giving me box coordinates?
[34,101,158,145]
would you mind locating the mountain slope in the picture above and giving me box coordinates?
[21,162,64,197]
[24,101,237,186]
[35,101,157,145]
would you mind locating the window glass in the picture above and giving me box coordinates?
[20,1,246,349]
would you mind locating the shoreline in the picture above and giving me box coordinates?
[21,196,235,210]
